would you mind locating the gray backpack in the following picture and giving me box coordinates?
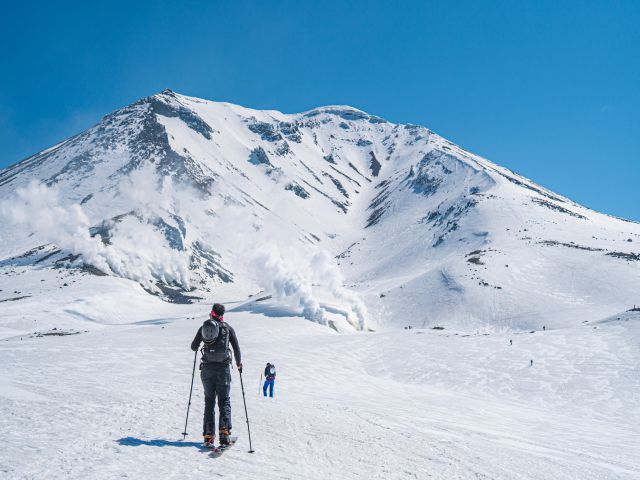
[201,319,219,344]
[200,320,231,364]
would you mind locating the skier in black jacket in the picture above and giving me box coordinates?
[191,303,242,447]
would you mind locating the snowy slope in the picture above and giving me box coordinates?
[1,89,638,332]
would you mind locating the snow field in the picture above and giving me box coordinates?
[1,304,638,479]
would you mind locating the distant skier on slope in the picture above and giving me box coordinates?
[191,303,242,448]
[263,362,276,398]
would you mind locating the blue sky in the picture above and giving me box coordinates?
[1,0,638,220]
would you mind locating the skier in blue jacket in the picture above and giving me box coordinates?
[263,363,276,398]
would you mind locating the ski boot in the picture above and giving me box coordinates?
[203,434,215,449]
[219,428,231,446]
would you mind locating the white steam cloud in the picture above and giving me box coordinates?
[0,180,190,291]
[309,250,368,330]
[251,244,328,324]
[250,243,368,329]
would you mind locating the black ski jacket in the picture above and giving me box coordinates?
[264,364,276,380]
[191,322,241,366]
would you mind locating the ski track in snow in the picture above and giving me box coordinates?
[1,307,638,480]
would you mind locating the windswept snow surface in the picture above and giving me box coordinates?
[1,296,639,479]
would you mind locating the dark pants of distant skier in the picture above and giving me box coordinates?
[263,378,275,397]
[201,364,232,436]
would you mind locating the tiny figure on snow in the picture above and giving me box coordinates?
[263,362,276,398]
[530,359,533,367]
[510,339,513,346]
[543,325,546,331]
[191,303,242,448]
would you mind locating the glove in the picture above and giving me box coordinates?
[237,363,243,373]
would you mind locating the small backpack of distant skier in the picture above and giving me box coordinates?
[200,319,230,364]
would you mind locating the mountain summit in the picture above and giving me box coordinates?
[1,90,638,330]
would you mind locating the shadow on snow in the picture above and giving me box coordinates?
[117,437,203,448]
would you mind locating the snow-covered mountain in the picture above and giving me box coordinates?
[1,89,638,331]
[2,90,640,480]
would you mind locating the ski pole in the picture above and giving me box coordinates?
[239,370,255,453]
[181,349,198,439]
[259,373,262,396]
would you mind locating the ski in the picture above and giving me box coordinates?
[209,436,238,458]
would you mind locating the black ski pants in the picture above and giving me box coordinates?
[201,363,232,436]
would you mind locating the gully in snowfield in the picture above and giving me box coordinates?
[191,303,242,448]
